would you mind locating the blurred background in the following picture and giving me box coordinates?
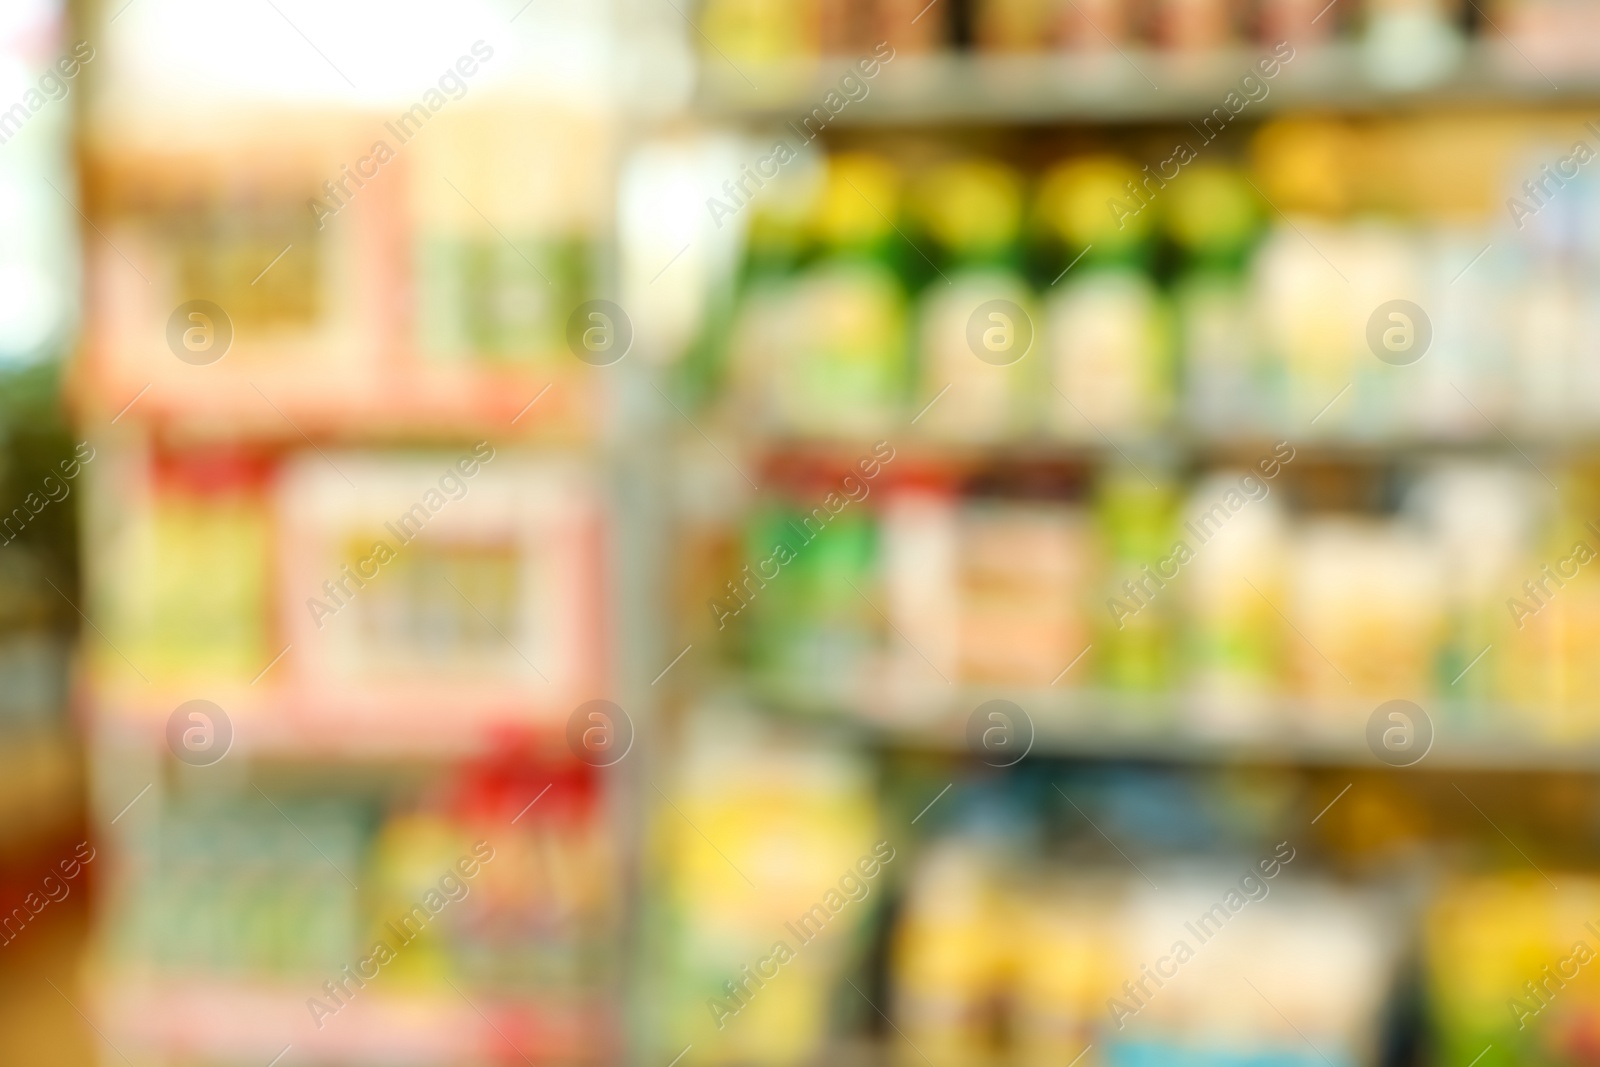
[6,0,1600,1064]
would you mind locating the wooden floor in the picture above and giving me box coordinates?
[0,886,95,1067]
[0,739,95,1067]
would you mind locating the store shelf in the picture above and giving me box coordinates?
[69,362,596,446]
[735,430,1587,472]
[695,41,1585,125]
[741,681,1600,772]
[92,685,574,761]
[95,978,608,1065]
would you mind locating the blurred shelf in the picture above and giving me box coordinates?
[699,430,1600,478]
[736,681,1600,772]
[696,41,1588,126]
[95,977,608,1065]
[69,363,596,447]
[757,431,1555,458]
[91,685,575,761]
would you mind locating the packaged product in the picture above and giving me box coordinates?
[1287,518,1443,720]
[1181,471,1289,734]
[1427,876,1600,1067]
[699,0,820,62]
[1036,157,1172,442]
[1363,0,1465,88]
[881,486,963,707]
[761,154,911,438]
[1252,223,1361,435]
[743,493,881,704]
[892,838,1014,1067]
[957,499,1097,688]
[1405,463,1538,718]
[1095,469,1178,695]
[654,714,882,1066]
[1056,0,1134,50]
[1166,164,1265,439]
[101,450,273,684]
[974,0,1066,51]
[409,106,595,367]
[1150,0,1234,50]
[1011,876,1116,1067]
[910,158,1039,443]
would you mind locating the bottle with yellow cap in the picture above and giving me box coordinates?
[1035,156,1173,443]
[909,157,1038,442]
[714,170,820,425]
[774,152,911,438]
[1166,162,1266,438]
[1249,120,1373,435]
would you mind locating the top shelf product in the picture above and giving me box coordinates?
[73,103,612,440]
[692,125,1600,450]
[692,0,1598,122]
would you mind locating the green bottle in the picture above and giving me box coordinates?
[1095,467,1177,696]
[1035,156,1173,443]
[1167,163,1266,439]
[777,154,911,438]
[909,158,1038,442]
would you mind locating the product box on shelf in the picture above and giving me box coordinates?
[883,489,1098,698]
[398,101,612,433]
[75,101,612,438]
[891,835,1399,1067]
[77,132,399,434]
[95,754,616,1064]
[83,441,276,690]
[1427,875,1600,1067]
[650,711,887,1067]
[275,448,606,732]
[81,439,607,753]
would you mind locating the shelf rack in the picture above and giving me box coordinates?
[70,14,642,1067]
[666,25,1600,773]
[694,41,1590,126]
[632,14,1600,1067]
[60,4,1600,1067]
[731,679,1600,772]
[92,978,610,1066]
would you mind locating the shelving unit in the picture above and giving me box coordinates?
[648,6,1600,1067]
[697,40,1593,125]
[729,679,1600,770]
[54,1,1600,1065]
[95,980,609,1066]
[70,6,639,1066]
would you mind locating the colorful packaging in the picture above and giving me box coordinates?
[744,495,881,705]
[99,451,273,684]
[1181,470,1289,734]
[892,838,1015,1067]
[653,713,883,1066]
[1036,157,1172,441]
[958,500,1096,687]
[1427,877,1600,1067]
[974,0,1066,51]
[1096,469,1178,695]
[745,154,911,438]
[1287,518,1443,719]
[910,158,1038,442]
[1167,164,1266,438]
[700,0,820,62]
